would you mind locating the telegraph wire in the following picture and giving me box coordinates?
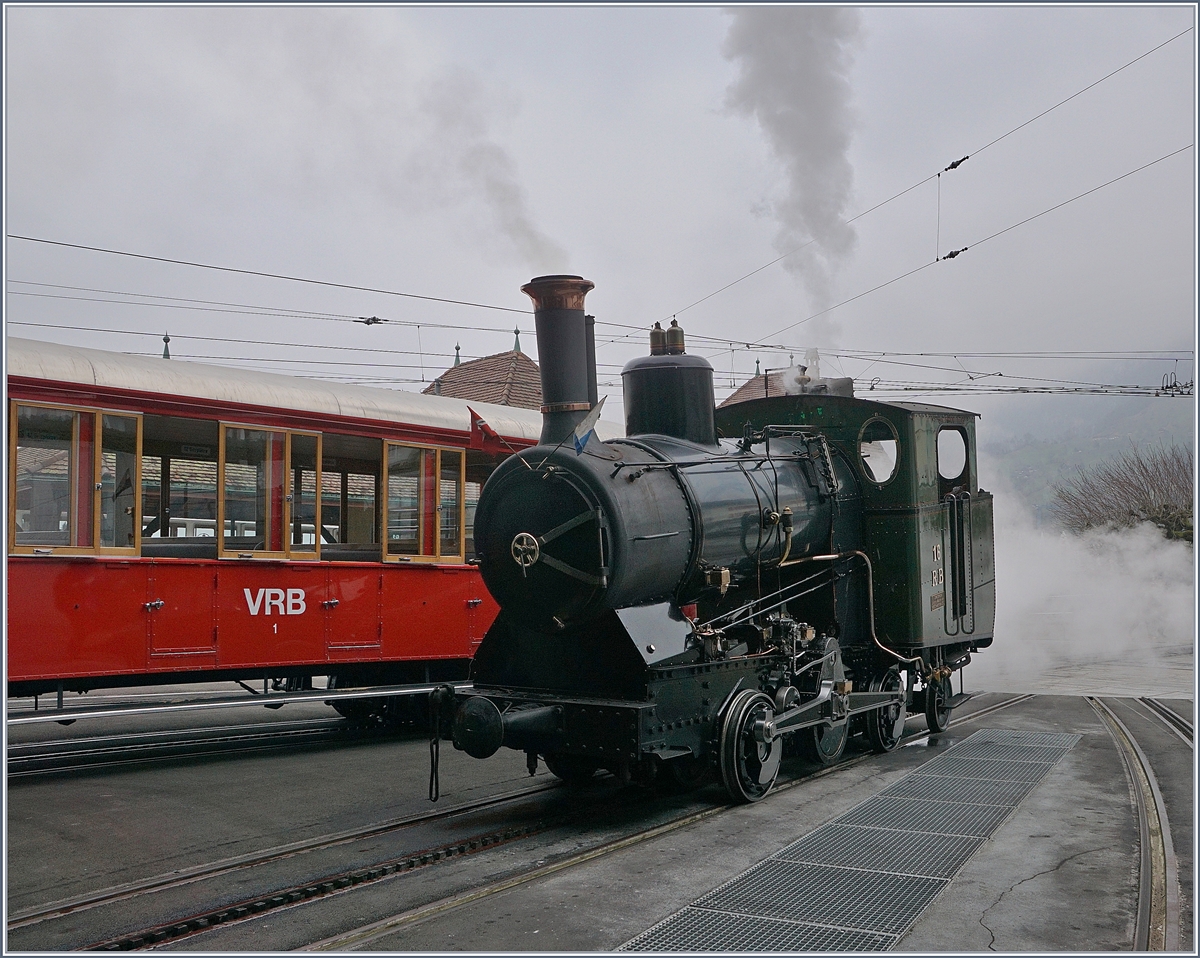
[7,317,645,373]
[5,281,652,340]
[7,320,458,360]
[6,234,533,315]
[12,318,1189,387]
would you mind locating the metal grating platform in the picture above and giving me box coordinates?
[619,728,1080,952]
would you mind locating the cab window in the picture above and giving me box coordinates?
[858,418,900,485]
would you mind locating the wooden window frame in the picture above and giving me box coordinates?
[218,423,322,560]
[383,442,467,564]
[8,401,142,557]
[97,411,143,555]
[218,422,285,559]
[284,430,323,560]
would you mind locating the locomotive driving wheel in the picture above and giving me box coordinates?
[801,719,848,765]
[866,668,906,753]
[925,674,953,732]
[719,690,782,803]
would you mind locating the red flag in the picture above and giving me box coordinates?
[468,406,503,450]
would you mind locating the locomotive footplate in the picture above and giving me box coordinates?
[447,664,900,774]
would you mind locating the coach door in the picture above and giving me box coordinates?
[147,563,219,656]
[324,567,384,656]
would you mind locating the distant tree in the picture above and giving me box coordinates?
[1051,443,1194,543]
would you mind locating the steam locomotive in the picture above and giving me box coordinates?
[443,275,995,802]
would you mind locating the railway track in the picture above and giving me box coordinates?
[1088,696,1184,951]
[7,778,564,933]
[5,717,395,778]
[33,690,1034,952]
[1137,697,1194,748]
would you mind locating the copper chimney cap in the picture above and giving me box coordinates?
[521,275,595,312]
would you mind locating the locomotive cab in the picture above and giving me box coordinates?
[714,394,996,662]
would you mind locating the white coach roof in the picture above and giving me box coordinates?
[7,337,547,442]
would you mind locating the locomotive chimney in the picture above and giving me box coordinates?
[521,275,596,446]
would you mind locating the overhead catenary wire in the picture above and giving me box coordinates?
[6,235,533,315]
[757,143,1193,343]
[7,29,1191,386]
[4,281,656,341]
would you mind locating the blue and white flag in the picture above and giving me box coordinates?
[573,396,606,455]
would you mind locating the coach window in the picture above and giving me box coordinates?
[141,415,219,546]
[220,426,286,556]
[464,450,503,560]
[385,443,465,561]
[320,434,381,560]
[937,426,970,499]
[11,404,92,551]
[439,449,464,560]
[858,418,900,485]
[10,403,141,556]
[288,432,322,557]
[100,414,141,550]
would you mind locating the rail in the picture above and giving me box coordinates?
[1137,697,1193,748]
[6,681,470,727]
[1087,696,1180,951]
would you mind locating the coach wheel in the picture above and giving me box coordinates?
[719,690,782,803]
[544,753,599,784]
[801,719,848,766]
[925,675,953,733]
[866,668,906,753]
[327,676,381,725]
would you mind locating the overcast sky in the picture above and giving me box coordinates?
[4,4,1196,440]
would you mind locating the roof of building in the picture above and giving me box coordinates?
[422,350,543,410]
[718,371,789,407]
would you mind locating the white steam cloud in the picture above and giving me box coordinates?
[968,470,1195,697]
[723,7,862,309]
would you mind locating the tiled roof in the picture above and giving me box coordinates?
[422,350,543,410]
[718,372,788,407]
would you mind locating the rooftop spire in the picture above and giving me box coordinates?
[162,332,171,360]
[454,344,461,366]
[513,327,521,352]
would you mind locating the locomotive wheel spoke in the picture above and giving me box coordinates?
[801,720,848,765]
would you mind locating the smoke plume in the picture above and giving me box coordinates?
[723,7,862,307]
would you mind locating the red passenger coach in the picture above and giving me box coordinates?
[6,337,541,710]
